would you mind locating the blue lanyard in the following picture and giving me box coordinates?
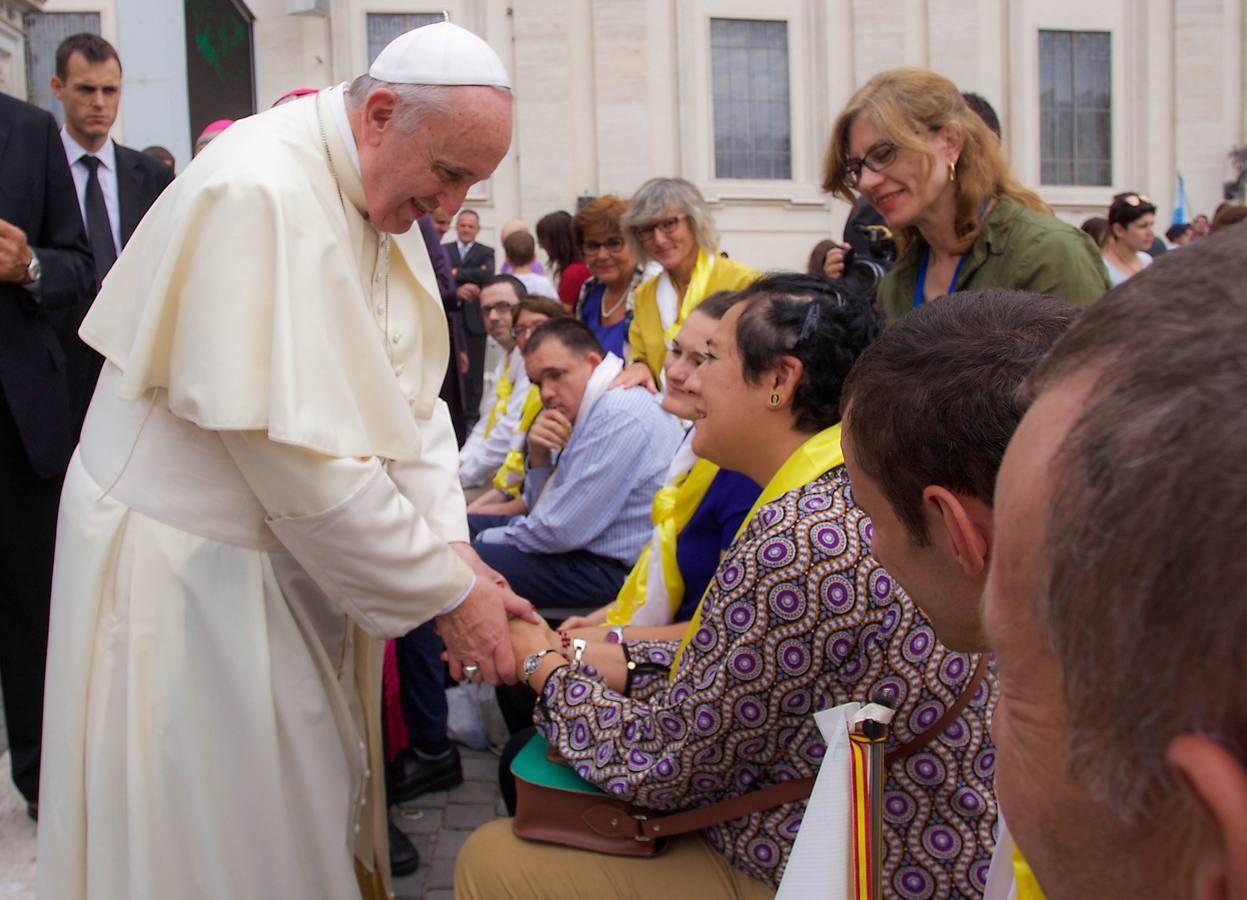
[913,250,968,308]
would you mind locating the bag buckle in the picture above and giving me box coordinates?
[632,813,652,842]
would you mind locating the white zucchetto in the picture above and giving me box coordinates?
[368,21,511,90]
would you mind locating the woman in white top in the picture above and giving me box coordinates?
[1102,192,1156,286]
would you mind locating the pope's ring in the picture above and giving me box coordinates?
[463,663,480,680]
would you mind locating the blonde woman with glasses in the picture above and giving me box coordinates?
[613,177,759,392]
[825,68,1111,326]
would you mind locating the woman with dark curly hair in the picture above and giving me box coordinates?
[825,68,1110,325]
[455,273,999,899]
[536,210,592,308]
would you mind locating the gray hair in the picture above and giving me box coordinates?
[620,177,720,267]
[1025,223,1247,824]
[346,74,499,133]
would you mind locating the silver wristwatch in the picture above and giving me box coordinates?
[23,251,41,285]
[522,649,560,686]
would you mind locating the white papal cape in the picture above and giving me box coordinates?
[37,88,473,900]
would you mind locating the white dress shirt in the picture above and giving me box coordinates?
[60,128,121,256]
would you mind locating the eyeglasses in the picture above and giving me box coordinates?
[632,214,686,242]
[482,301,518,317]
[511,322,538,338]
[1118,193,1153,207]
[844,141,899,188]
[583,236,627,254]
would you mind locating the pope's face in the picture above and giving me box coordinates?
[358,85,512,234]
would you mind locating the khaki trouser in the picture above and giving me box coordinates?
[455,819,776,899]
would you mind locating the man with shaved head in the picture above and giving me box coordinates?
[985,225,1247,899]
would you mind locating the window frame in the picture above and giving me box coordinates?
[674,0,825,206]
[1037,28,1112,188]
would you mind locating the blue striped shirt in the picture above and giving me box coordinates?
[505,386,683,564]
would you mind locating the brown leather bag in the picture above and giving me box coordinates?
[511,656,989,857]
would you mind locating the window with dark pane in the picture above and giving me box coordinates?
[184,0,255,146]
[1039,30,1111,186]
[367,13,445,66]
[710,18,791,180]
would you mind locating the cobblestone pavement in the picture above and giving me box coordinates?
[390,746,506,900]
[0,745,506,900]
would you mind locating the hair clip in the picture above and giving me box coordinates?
[798,302,821,344]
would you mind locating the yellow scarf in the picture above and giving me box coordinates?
[1012,847,1047,899]
[605,457,719,626]
[670,424,844,676]
[661,249,717,345]
[483,362,514,439]
[491,385,543,499]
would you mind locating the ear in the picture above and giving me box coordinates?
[585,351,604,369]
[1168,734,1247,900]
[360,88,398,147]
[1111,222,1127,241]
[922,487,990,577]
[770,356,805,401]
[51,76,64,100]
[935,124,964,163]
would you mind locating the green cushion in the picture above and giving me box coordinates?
[511,732,606,796]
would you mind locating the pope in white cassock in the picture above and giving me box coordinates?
[37,22,528,900]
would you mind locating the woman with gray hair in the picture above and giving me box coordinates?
[613,177,759,392]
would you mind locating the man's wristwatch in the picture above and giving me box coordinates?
[521,649,560,686]
[22,252,41,285]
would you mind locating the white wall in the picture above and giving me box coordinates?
[16,0,1245,266]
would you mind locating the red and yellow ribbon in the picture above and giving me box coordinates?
[848,731,874,900]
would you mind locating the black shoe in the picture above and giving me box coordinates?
[27,802,37,822]
[389,745,463,804]
[388,820,419,878]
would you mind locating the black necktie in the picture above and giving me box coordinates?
[80,154,117,284]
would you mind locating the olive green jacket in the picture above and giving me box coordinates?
[876,197,1112,326]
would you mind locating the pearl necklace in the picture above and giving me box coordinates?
[600,284,628,321]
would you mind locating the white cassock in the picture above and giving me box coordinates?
[37,86,473,900]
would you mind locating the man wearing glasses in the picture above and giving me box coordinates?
[459,274,530,489]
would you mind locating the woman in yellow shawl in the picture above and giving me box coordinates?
[612,177,760,393]
[559,291,760,640]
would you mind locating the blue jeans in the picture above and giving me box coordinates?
[467,513,514,541]
[471,542,631,617]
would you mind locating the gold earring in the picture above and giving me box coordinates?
[768,392,782,408]
[948,160,957,182]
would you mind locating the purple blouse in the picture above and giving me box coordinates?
[535,466,998,895]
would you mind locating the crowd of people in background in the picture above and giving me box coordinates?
[1,21,1245,900]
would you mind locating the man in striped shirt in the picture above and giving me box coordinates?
[472,318,682,615]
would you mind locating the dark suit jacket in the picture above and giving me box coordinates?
[0,94,94,478]
[444,241,495,338]
[115,143,175,246]
[52,140,174,431]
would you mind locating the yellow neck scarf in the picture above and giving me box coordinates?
[661,249,717,345]
[483,361,515,439]
[606,457,719,626]
[1012,847,1047,899]
[670,424,844,676]
[491,385,543,499]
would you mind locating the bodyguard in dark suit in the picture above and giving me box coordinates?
[51,33,175,429]
[443,209,495,430]
[0,93,95,813]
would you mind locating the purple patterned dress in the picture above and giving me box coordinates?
[536,467,998,897]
